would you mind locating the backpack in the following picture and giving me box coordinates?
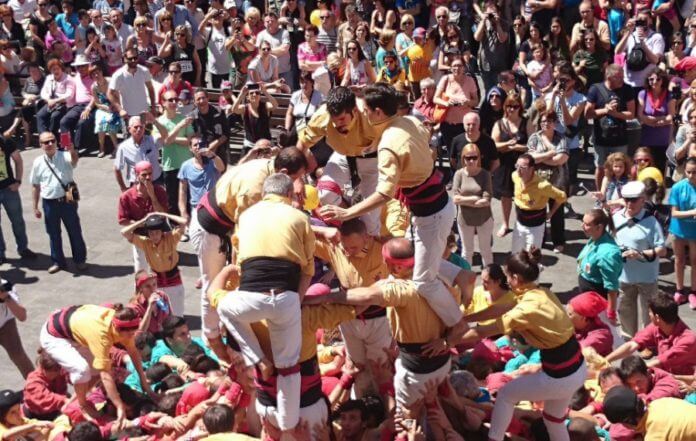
[627,36,650,71]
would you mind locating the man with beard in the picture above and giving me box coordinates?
[108,48,157,120]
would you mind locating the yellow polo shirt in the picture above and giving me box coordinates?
[464,286,517,326]
[495,283,574,349]
[314,237,388,288]
[252,304,356,362]
[212,158,274,223]
[298,103,381,157]
[639,398,696,441]
[68,305,136,371]
[380,199,410,238]
[236,194,315,277]
[376,116,435,198]
[512,172,567,211]
[131,229,182,273]
[380,278,460,344]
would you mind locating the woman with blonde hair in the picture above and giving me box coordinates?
[160,25,202,86]
[126,16,157,65]
[452,143,494,267]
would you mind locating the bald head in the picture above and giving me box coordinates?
[385,238,414,260]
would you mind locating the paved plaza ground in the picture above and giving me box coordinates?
[0,146,690,389]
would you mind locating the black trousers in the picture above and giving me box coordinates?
[164,169,181,215]
[59,104,96,150]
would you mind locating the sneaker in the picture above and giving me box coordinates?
[19,249,37,259]
[675,290,688,305]
[689,293,696,310]
[47,264,62,274]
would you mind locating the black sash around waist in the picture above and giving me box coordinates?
[515,206,547,227]
[398,342,451,374]
[540,335,584,379]
[240,257,301,292]
[358,305,387,320]
[197,191,235,237]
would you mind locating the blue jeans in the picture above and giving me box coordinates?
[42,198,87,266]
[0,187,28,257]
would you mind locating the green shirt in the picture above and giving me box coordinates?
[154,113,194,172]
[577,232,623,292]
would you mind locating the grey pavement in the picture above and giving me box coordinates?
[0,147,690,389]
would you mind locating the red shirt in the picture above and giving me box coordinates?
[576,319,613,357]
[117,185,168,225]
[22,369,69,416]
[157,79,193,105]
[633,320,696,375]
[642,367,683,403]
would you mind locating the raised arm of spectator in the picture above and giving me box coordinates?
[474,18,487,42]
[120,214,151,242]
[261,83,278,111]
[163,115,194,145]
[230,84,248,115]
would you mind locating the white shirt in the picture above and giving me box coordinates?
[8,0,35,24]
[30,151,75,200]
[624,30,665,88]
[114,135,163,184]
[0,287,20,328]
[109,65,152,116]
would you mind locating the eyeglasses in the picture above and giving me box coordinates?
[40,138,56,144]
[166,97,179,102]
[464,155,479,161]
[126,56,138,61]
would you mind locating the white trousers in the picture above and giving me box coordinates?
[39,323,95,384]
[409,198,462,327]
[132,245,149,272]
[340,315,393,397]
[318,153,380,236]
[255,397,328,441]
[188,211,227,338]
[456,216,494,267]
[511,221,545,254]
[488,362,587,441]
[394,356,451,409]
[217,289,302,430]
[161,283,185,317]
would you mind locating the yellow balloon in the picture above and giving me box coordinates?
[310,9,321,27]
[304,184,320,211]
[638,166,664,186]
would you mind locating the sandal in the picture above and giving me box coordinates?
[497,226,513,238]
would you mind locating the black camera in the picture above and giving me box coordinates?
[487,13,495,20]
[636,19,647,27]
[671,87,682,100]
[559,79,567,91]
[0,280,13,301]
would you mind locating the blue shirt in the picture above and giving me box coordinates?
[177,158,220,208]
[548,90,587,150]
[669,179,696,240]
[55,12,79,39]
[93,0,124,15]
[447,253,472,271]
[613,208,665,284]
[577,232,623,292]
[150,336,217,365]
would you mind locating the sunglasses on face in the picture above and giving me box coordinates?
[464,155,479,161]
[624,197,640,202]
[320,15,330,19]
[636,157,650,162]
[166,97,178,102]
[126,56,138,61]
[41,138,56,145]
[131,125,144,130]
[437,14,447,19]
[136,23,146,27]
[261,47,271,51]
[506,105,520,109]
[169,70,181,74]
[161,17,172,21]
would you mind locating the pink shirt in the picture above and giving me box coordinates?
[40,74,77,108]
[576,319,613,357]
[633,320,696,375]
[73,74,94,105]
[439,74,477,124]
[297,42,327,64]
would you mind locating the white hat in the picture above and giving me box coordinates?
[223,0,237,8]
[71,54,91,67]
[622,181,645,198]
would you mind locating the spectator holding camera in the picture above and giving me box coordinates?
[637,68,675,174]
[0,280,33,379]
[570,1,611,52]
[615,10,665,95]
[474,0,509,90]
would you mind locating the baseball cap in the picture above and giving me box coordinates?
[0,390,22,414]
[621,181,646,198]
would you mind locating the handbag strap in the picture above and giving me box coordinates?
[43,156,68,191]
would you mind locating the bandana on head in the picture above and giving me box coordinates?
[569,291,608,318]
[135,272,156,289]
[113,317,141,331]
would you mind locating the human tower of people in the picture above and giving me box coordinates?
[2,0,696,439]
